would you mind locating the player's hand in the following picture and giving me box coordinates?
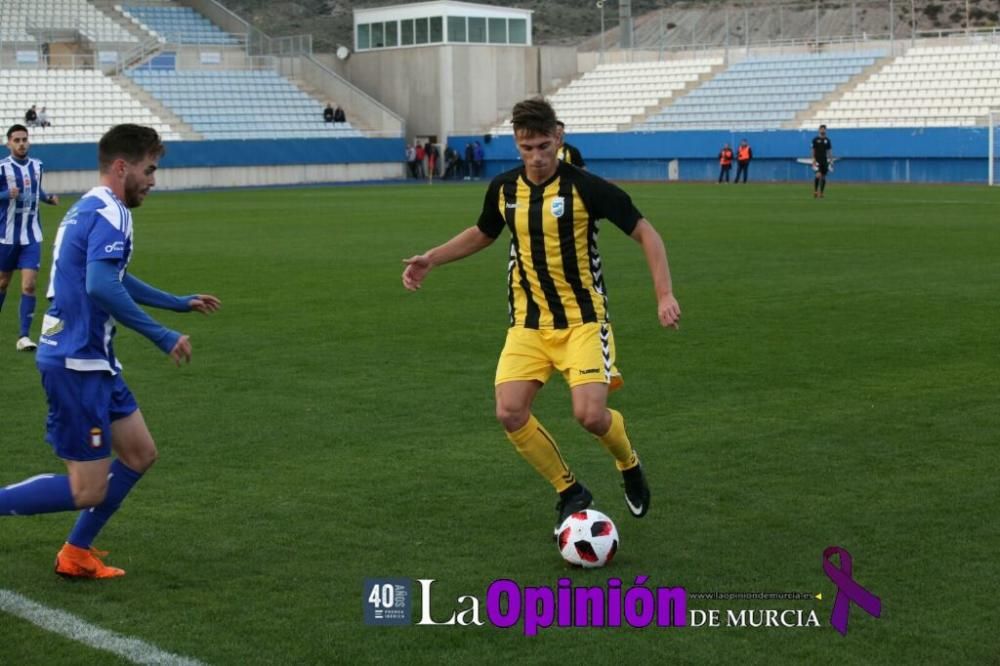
[9,186,19,200]
[658,293,681,329]
[402,254,432,291]
[169,335,192,366]
[48,194,59,205]
[188,294,221,314]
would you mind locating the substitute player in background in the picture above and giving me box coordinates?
[0,124,221,579]
[403,98,680,534]
[0,124,60,351]
[812,124,833,198]
[555,120,586,169]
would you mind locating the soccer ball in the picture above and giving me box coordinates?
[556,509,619,568]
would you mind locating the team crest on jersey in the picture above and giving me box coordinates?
[550,196,565,218]
[90,428,103,449]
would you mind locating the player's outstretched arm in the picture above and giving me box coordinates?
[86,260,188,359]
[630,219,681,329]
[122,273,221,315]
[402,226,495,291]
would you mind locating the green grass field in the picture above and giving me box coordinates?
[1,181,998,665]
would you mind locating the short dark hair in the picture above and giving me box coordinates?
[511,98,558,137]
[7,124,28,139]
[98,124,165,173]
[819,124,827,130]
[555,120,566,129]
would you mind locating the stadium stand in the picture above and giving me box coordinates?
[0,0,138,44]
[128,69,363,139]
[638,51,885,130]
[491,57,723,133]
[119,4,241,45]
[805,43,1000,128]
[0,69,180,143]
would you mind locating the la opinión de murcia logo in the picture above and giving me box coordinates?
[364,545,882,635]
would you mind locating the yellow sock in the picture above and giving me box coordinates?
[506,415,576,492]
[597,409,638,471]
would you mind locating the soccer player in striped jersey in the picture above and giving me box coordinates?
[1,124,60,351]
[403,98,681,535]
[0,125,221,579]
[555,120,586,169]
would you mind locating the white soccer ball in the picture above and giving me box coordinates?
[556,509,619,568]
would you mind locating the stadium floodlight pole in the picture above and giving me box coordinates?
[815,0,820,47]
[725,9,730,63]
[890,0,895,54]
[745,3,750,55]
[597,0,605,65]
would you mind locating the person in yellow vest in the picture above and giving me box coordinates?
[735,139,753,183]
[718,143,733,183]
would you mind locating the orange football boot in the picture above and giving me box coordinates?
[54,543,126,579]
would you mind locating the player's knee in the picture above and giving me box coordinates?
[574,405,608,434]
[21,282,35,296]
[0,277,9,292]
[496,405,530,432]
[73,482,109,509]
[122,445,158,473]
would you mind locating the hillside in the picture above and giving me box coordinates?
[216,0,998,54]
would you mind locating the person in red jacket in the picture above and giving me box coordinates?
[734,139,752,183]
[718,143,733,183]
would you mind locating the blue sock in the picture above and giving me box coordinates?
[0,474,76,516]
[19,294,36,337]
[67,459,143,549]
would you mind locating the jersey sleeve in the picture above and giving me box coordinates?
[582,174,642,235]
[476,177,506,239]
[85,213,128,264]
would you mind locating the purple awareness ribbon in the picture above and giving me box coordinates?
[823,545,882,636]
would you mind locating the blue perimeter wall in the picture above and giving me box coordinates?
[33,130,992,184]
[451,127,993,184]
[30,137,404,171]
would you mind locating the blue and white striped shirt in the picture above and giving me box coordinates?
[38,187,134,374]
[0,155,48,245]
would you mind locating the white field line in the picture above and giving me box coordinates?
[0,588,206,666]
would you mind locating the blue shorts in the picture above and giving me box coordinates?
[0,242,41,272]
[39,366,139,462]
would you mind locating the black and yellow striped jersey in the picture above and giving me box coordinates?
[557,143,586,168]
[476,162,642,330]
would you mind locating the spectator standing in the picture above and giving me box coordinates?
[464,143,475,180]
[717,143,733,183]
[406,144,418,178]
[425,140,437,181]
[473,141,484,179]
[734,139,752,183]
[414,141,426,179]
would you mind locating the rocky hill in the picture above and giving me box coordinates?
[217,0,999,54]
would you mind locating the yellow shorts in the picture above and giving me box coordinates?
[495,322,623,391]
